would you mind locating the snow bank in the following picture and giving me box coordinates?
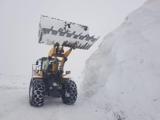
[83,0,160,119]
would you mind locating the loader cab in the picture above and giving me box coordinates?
[34,57,61,76]
[35,57,48,71]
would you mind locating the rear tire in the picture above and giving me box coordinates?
[61,80,77,105]
[29,79,45,107]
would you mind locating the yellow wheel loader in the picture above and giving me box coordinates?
[29,15,99,107]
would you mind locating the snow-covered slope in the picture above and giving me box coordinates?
[83,0,160,119]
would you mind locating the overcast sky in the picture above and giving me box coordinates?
[0,0,146,79]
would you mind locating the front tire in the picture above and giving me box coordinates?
[61,80,77,105]
[29,79,45,107]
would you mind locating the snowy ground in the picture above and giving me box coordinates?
[1,0,160,120]
[0,74,115,120]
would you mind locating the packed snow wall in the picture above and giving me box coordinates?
[82,0,160,119]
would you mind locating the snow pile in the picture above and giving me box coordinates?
[83,0,160,119]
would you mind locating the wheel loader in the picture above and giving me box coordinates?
[29,15,99,107]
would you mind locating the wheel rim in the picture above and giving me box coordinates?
[65,91,70,97]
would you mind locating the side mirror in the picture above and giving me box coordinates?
[65,71,71,74]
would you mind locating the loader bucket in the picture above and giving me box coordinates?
[38,15,99,50]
